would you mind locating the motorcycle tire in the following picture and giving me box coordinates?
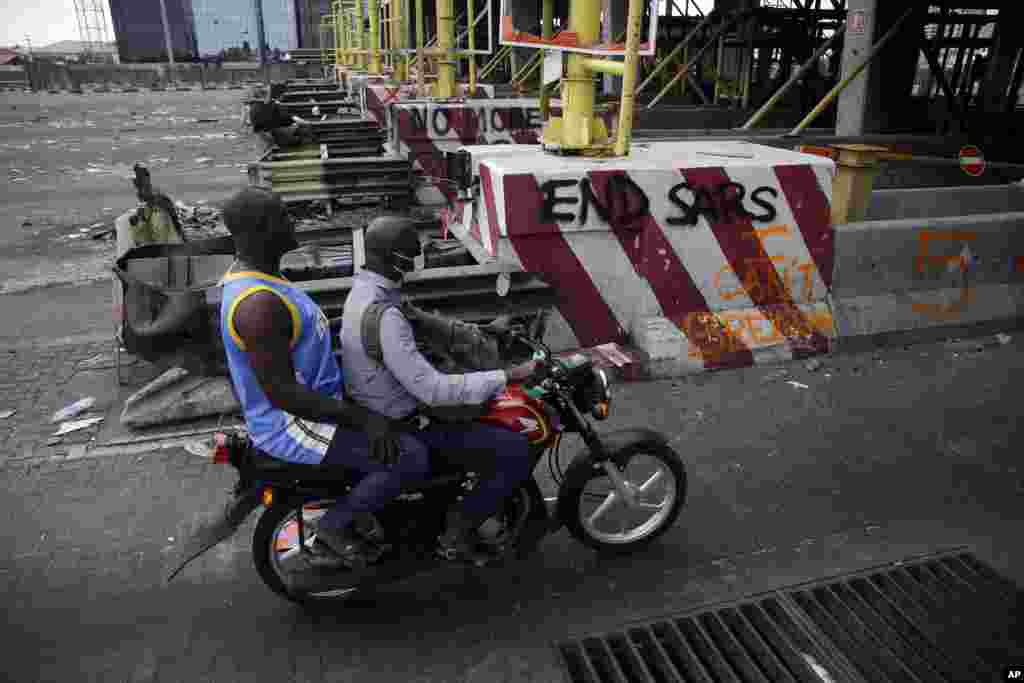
[558,441,687,555]
[252,500,358,605]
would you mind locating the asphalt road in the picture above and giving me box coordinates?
[0,90,259,294]
[2,334,1022,682]
[1,89,1022,683]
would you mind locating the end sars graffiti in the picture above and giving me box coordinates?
[538,175,780,227]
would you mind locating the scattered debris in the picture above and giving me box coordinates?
[804,358,823,372]
[183,440,213,459]
[761,369,787,384]
[53,416,104,436]
[786,381,809,389]
[945,338,984,352]
[51,397,97,423]
[996,333,1012,345]
[0,409,15,419]
[195,118,219,124]
[46,437,63,447]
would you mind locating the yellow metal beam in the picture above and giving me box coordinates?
[435,0,456,98]
[369,0,382,74]
[416,0,426,94]
[467,0,477,94]
[560,0,602,149]
[355,0,365,68]
[581,58,625,77]
[614,0,644,157]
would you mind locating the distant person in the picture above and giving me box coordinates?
[249,82,315,149]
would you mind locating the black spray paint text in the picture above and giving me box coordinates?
[407,106,544,136]
[538,176,780,227]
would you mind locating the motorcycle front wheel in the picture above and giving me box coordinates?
[252,499,360,604]
[558,442,687,554]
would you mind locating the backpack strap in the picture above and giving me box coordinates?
[360,301,400,365]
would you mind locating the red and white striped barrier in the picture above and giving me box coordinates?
[391,99,545,205]
[360,80,497,127]
[446,141,838,373]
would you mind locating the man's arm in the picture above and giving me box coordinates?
[379,307,507,407]
[233,291,390,430]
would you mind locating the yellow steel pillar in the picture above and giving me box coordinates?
[391,0,407,80]
[435,0,457,98]
[369,0,382,73]
[828,145,889,225]
[466,0,477,95]
[539,0,555,117]
[614,0,643,157]
[355,0,365,69]
[416,0,426,95]
[543,0,616,151]
[333,1,344,69]
[562,0,601,149]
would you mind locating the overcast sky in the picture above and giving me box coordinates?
[1,0,714,49]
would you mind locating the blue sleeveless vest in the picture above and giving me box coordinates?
[220,270,344,464]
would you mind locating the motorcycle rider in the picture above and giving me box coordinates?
[340,214,539,565]
[218,188,422,570]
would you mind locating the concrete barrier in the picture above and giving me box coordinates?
[453,141,838,373]
[391,99,546,205]
[831,184,1024,349]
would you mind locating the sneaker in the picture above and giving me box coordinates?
[437,510,493,567]
[352,512,386,544]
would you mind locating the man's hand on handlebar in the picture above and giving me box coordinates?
[506,360,541,383]
[481,315,522,341]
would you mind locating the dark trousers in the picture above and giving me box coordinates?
[318,430,430,532]
[406,423,532,525]
[317,424,531,532]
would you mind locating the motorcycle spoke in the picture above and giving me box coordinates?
[633,501,667,512]
[636,469,665,494]
[586,491,620,528]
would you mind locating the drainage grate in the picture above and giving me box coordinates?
[555,549,1023,682]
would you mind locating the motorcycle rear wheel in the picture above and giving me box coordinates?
[253,499,359,604]
[558,442,686,554]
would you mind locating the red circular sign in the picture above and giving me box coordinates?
[959,145,986,177]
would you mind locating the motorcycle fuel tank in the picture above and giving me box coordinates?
[479,385,557,446]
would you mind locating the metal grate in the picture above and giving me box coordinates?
[555,549,1023,682]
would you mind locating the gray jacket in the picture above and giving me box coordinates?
[339,270,507,419]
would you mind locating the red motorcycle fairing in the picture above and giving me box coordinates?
[478,384,559,446]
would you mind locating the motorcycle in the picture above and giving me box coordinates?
[166,330,688,603]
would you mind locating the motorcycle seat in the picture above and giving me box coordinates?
[245,448,354,482]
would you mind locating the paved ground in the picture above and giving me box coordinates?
[1,90,1022,682]
[0,90,259,294]
[1,324,1022,682]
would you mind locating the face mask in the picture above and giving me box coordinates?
[392,250,425,274]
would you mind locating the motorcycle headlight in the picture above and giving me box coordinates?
[590,368,611,420]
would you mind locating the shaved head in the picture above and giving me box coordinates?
[222,187,285,238]
[223,188,297,268]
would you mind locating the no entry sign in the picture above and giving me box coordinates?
[959,145,986,177]
[849,10,868,35]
